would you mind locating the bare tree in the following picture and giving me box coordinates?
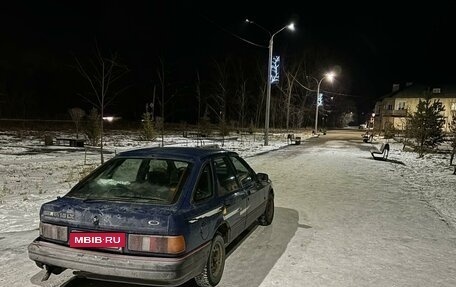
[196,71,202,122]
[230,60,251,131]
[156,58,166,147]
[254,60,267,128]
[208,60,229,123]
[68,107,85,139]
[154,58,177,146]
[282,63,300,131]
[287,72,312,129]
[75,47,128,164]
[237,80,248,129]
[195,70,211,136]
[207,59,230,146]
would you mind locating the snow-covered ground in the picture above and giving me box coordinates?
[1,129,455,287]
[384,142,456,228]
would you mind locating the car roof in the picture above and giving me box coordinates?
[116,146,234,162]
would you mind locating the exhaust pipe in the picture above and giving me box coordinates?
[41,265,65,281]
[41,265,53,281]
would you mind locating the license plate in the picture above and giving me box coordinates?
[69,232,126,248]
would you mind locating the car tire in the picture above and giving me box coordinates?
[259,193,274,226]
[195,234,225,287]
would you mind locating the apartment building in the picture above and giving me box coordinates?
[373,84,456,132]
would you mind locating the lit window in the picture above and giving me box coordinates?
[432,88,441,94]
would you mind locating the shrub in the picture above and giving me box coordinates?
[219,120,230,137]
[198,116,212,137]
[84,108,101,146]
[383,122,396,139]
[141,111,156,141]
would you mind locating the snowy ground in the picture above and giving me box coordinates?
[1,129,455,286]
[383,142,456,228]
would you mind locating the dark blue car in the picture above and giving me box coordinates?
[28,147,274,286]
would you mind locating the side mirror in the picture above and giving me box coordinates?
[257,173,269,182]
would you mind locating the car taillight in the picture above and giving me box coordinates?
[128,234,185,254]
[40,222,68,242]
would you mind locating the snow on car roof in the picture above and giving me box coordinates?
[116,146,233,161]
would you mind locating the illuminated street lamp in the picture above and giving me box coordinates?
[246,19,295,146]
[313,72,335,134]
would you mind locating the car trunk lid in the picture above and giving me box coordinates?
[41,197,174,234]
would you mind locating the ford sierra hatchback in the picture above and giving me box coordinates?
[28,147,274,286]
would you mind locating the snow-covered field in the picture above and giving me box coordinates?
[1,129,455,287]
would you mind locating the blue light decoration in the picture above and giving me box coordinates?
[318,93,323,107]
[271,56,280,84]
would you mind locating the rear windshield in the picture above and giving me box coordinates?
[67,158,192,204]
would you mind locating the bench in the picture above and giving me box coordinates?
[55,138,85,147]
[287,134,301,145]
[370,143,389,160]
[183,131,207,138]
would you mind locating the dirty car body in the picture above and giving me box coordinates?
[28,147,274,286]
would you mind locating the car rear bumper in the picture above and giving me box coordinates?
[28,238,210,286]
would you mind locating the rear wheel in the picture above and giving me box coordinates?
[259,193,274,226]
[195,234,225,287]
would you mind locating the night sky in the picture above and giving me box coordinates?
[1,1,455,122]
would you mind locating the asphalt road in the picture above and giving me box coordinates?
[9,129,456,287]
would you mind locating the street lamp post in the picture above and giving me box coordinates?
[313,72,335,135]
[246,19,294,146]
[370,112,376,130]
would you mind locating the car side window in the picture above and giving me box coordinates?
[213,156,240,195]
[229,156,256,188]
[194,164,214,202]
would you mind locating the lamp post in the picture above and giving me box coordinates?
[370,112,375,130]
[313,72,335,135]
[246,19,294,146]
